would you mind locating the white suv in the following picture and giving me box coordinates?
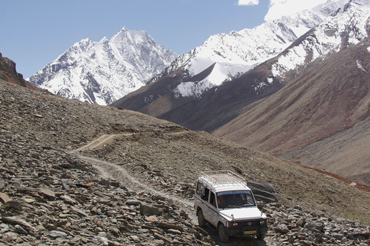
[194,170,268,242]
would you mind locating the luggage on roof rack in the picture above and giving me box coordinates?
[199,170,246,188]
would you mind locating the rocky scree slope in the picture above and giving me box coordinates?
[1,61,370,244]
[0,79,215,245]
[28,27,177,105]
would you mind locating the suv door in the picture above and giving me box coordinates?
[195,182,219,226]
[206,191,219,227]
[195,181,209,223]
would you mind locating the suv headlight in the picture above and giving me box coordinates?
[260,219,268,225]
[227,222,239,227]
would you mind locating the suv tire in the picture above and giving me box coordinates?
[197,209,206,227]
[218,223,229,243]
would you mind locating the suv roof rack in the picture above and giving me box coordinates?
[199,170,247,189]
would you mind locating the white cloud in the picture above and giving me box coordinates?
[238,0,259,6]
[265,0,328,21]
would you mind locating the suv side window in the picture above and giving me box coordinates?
[196,182,209,201]
[210,192,216,207]
[196,182,204,197]
[204,187,209,201]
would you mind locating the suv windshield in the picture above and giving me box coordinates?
[217,190,255,209]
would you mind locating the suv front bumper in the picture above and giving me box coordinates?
[225,224,268,237]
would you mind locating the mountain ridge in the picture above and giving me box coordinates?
[146,2,339,100]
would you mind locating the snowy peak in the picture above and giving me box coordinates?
[149,0,345,99]
[110,27,148,48]
[271,0,370,80]
[29,27,178,105]
[309,0,343,16]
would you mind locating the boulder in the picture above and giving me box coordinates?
[247,181,278,203]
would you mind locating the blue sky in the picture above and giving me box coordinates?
[1,0,327,78]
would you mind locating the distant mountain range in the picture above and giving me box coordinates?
[144,0,344,99]
[112,0,346,128]
[29,1,343,106]
[113,0,370,185]
[28,27,177,105]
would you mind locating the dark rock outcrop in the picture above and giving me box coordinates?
[0,53,35,89]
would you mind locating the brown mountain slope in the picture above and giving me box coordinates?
[111,64,219,124]
[282,110,370,186]
[213,39,370,185]
[112,59,284,132]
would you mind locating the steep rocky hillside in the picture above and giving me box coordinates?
[1,57,370,244]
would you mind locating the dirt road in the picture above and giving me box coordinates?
[70,134,197,222]
[71,134,271,246]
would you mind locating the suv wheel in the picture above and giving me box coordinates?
[218,223,229,243]
[197,209,206,227]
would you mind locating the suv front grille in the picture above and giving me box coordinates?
[237,220,260,227]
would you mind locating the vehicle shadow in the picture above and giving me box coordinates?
[202,224,268,246]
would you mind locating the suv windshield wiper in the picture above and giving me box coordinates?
[227,205,240,208]
[240,203,254,207]
[226,203,255,208]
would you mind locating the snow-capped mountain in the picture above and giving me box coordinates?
[113,0,369,132]
[271,0,370,80]
[147,0,344,99]
[28,27,178,105]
